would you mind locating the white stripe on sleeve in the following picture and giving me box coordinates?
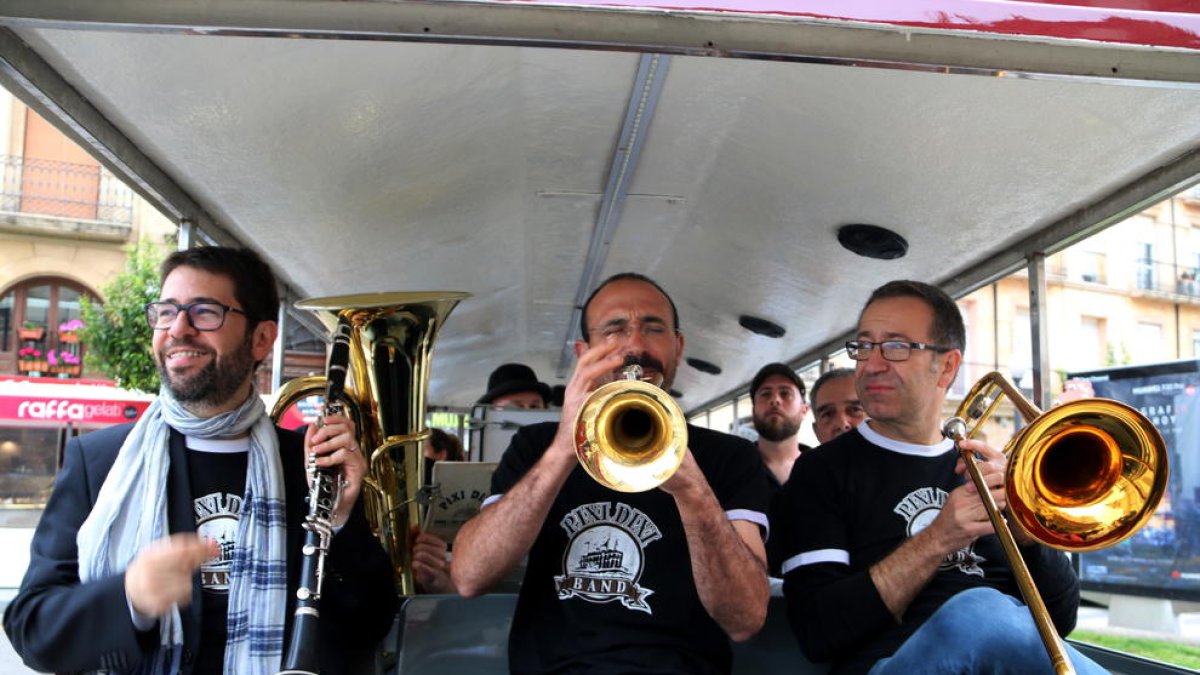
[726,508,769,541]
[780,548,850,575]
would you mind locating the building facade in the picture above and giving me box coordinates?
[0,88,178,377]
[0,88,325,559]
[960,192,1200,399]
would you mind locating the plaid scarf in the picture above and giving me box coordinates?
[77,387,288,675]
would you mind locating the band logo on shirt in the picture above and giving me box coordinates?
[195,491,242,591]
[554,501,662,614]
[893,487,986,577]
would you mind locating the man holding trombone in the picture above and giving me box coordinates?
[775,280,1107,674]
[453,272,772,675]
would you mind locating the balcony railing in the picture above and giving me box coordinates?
[1132,258,1200,298]
[0,154,133,225]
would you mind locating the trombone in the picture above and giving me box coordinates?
[944,372,1168,675]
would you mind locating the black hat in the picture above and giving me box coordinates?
[749,363,806,401]
[479,363,552,405]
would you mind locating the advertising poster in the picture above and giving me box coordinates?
[1067,359,1200,600]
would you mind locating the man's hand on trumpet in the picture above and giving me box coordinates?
[548,339,625,463]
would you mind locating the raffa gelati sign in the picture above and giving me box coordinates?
[2,395,148,424]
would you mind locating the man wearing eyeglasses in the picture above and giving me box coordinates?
[453,272,771,675]
[775,280,1102,675]
[5,246,396,675]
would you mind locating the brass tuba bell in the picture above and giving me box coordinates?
[573,364,688,492]
[271,291,467,596]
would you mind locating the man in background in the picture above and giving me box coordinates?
[479,363,551,409]
[808,367,865,444]
[414,428,465,594]
[749,363,810,487]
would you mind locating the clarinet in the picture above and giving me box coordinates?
[278,318,353,675]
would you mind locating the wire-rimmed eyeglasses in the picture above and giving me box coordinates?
[845,340,952,362]
[145,301,249,331]
[589,319,678,343]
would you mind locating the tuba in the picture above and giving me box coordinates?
[272,292,467,596]
[944,372,1168,675]
[573,364,688,492]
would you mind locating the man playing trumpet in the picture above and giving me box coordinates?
[453,272,772,675]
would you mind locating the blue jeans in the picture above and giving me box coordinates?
[867,587,1109,675]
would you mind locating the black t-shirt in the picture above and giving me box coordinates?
[762,442,810,576]
[775,423,1080,674]
[489,422,771,675]
[185,438,250,675]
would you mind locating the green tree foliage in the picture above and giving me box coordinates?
[1105,342,1131,367]
[79,239,166,393]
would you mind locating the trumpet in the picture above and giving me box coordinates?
[573,363,688,492]
[944,372,1168,675]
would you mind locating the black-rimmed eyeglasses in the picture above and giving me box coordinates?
[845,340,952,362]
[145,301,249,331]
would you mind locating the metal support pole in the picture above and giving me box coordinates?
[1027,253,1051,409]
[992,283,1000,372]
[272,291,288,393]
[558,53,671,377]
[177,218,194,250]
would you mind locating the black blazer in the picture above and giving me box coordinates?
[3,422,398,674]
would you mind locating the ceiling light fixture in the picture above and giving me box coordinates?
[837,224,908,260]
[686,357,722,375]
[738,315,786,338]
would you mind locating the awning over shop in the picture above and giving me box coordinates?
[0,377,153,425]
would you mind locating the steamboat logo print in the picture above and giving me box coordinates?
[554,501,662,614]
[195,492,242,592]
[894,487,986,577]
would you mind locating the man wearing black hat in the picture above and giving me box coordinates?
[749,363,810,487]
[479,363,551,409]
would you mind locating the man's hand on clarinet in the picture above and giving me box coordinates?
[305,414,367,528]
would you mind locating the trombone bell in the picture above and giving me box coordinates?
[1007,398,1167,552]
[951,372,1169,552]
[946,371,1169,674]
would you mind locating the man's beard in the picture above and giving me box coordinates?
[754,412,801,442]
[158,335,256,410]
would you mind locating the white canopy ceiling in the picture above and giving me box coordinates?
[2,4,1199,408]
